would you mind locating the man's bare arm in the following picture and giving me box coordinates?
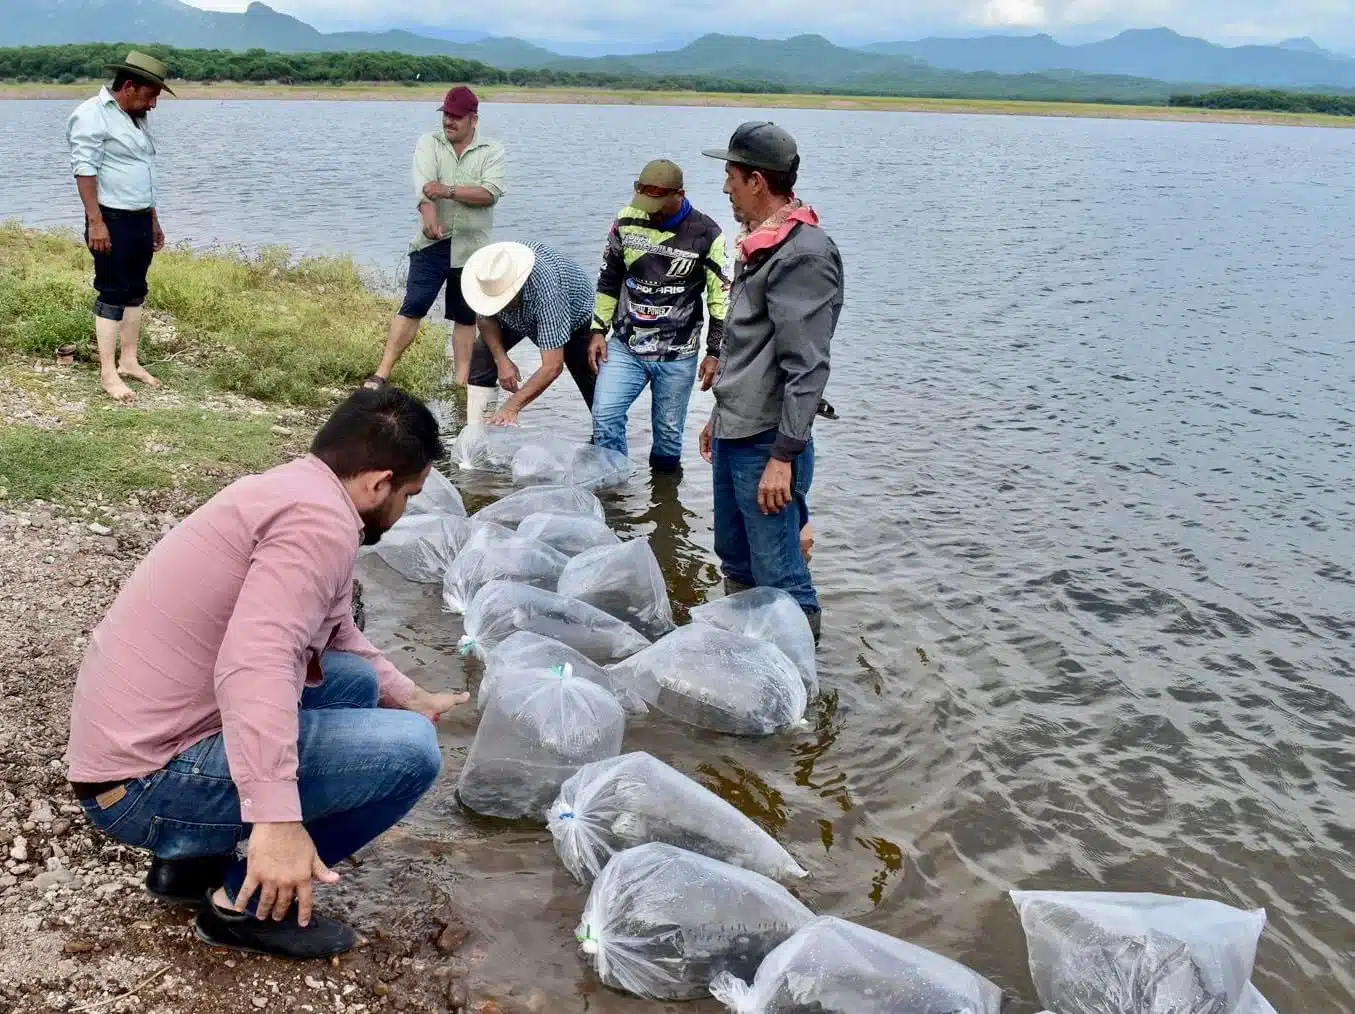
[76,177,110,253]
[422,183,497,207]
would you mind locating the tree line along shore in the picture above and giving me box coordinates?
[1,43,1353,121]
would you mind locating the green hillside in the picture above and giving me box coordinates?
[0,42,785,94]
[0,40,1181,104]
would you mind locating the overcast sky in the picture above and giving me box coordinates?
[187,0,1355,51]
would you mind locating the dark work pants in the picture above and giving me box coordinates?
[86,206,155,321]
[467,322,596,410]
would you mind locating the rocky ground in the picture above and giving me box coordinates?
[0,489,522,1013]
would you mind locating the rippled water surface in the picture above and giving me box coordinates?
[3,99,1353,1012]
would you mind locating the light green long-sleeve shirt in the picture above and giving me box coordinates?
[409,130,506,266]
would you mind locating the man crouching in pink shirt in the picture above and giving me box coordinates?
[64,386,468,959]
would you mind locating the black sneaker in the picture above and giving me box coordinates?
[145,856,232,905]
[194,893,359,960]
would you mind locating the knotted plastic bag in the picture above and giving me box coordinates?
[690,587,818,700]
[403,467,467,518]
[517,511,621,557]
[1009,890,1268,1014]
[362,514,472,584]
[556,537,675,640]
[709,915,1004,1014]
[450,423,535,472]
[459,580,650,665]
[482,631,648,715]
[473,484,606,530]
[548,751,806,886]
[455,663,627,821]
[441,531,569,615]
[612,625,807,736]
[576,842,814,1001]
[512,441,633,491]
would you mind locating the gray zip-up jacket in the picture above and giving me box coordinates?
[710,218,844,461]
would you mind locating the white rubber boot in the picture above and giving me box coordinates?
[464,384,498,426]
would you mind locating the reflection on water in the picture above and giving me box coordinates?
[3,97,1354,1011]
[693,759,793,837]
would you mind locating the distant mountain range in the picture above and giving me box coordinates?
[6,0,1355,91]
[5,0,558,66]
[861,28,1355,87]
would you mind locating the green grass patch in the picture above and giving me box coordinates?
[0,403,292,503]
[0,222,444,405]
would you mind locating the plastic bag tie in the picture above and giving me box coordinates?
[576,923,600,955]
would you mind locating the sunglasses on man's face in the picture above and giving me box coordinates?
[635,184,679,199]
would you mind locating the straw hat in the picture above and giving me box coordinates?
[105,51,176,95]
[461,242,536,317]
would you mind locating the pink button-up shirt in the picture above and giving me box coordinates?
[65,454,416,824]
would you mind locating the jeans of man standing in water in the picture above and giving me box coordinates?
[711,428,819,615]
[76,652,441,903]
[591,339,699,471]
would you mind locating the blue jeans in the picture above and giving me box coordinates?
[711,429,818,615]
[591,339,698,471]
[78,652,442,900]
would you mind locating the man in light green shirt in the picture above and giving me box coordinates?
[364,87,506,391]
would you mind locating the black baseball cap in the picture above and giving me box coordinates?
[702,121,800,173]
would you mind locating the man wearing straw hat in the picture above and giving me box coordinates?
[66,51,174,403]
[460,240,598,425]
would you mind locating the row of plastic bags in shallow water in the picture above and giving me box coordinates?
[452,423,634,490]
[367,472,817,733]
[574,855,1283,1014]
[361,457,818,811]
[367,462,1284,1014]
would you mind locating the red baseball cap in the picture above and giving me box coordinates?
[439,86,479,118]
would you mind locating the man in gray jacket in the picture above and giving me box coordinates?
[699,122,843,642]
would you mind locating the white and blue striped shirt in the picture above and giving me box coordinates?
[66,87,158,211]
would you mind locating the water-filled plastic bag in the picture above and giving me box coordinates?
[403,467,467,517]
[481,631,648,715]
[691,587,818,699]
[459,580,650,664]
[456,664,626,820]
[548,751,805,885]
[1009,890,1268,1014]
[576,842,814,1000]
[512,442,633,490]
[473,484,605,530]
[363,514,471,584]
[709,915,1003,1014]
[556,537,675,640]
[441,531,568,614]
[517,511,621,557]
[450,424,536,472]
[612,625,806,736]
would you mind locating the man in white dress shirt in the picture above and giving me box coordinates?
[66,51,172,402]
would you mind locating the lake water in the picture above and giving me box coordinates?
[3,99,1354,1012]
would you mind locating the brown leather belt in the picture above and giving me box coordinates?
[70,779,127,803]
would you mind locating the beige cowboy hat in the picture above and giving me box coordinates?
[461,242,536,317]
[105,51,176,95]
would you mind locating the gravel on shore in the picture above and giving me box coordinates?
[0,501,519,1014]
